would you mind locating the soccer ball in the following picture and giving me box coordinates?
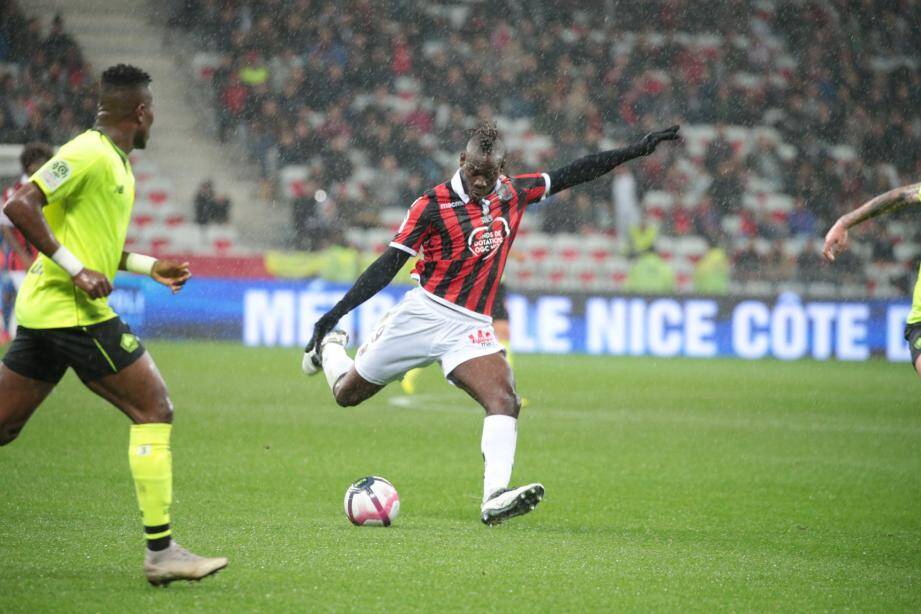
[344,476,400,526]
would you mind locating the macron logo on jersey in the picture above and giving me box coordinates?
[439,200,465,210]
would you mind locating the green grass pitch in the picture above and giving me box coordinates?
[1,341,920,611]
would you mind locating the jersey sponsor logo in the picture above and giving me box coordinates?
[439,200,465,210]
[39,159,72,191]
[467,217,510,259]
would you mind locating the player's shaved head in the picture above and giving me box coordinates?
[96,64,154,150]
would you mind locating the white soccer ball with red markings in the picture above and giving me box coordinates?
[344,476,400,526]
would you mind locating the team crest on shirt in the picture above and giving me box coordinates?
[467,217,510,259]
[120,333,139,353]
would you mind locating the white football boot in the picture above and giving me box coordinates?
[143,542,228,586]
[480,483,545,525]
[301,329,349,375]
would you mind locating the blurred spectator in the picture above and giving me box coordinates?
[669,201,694,236]
[612,166,640,237]
[734,240,762,283]
[628,211,658,257]
[194,180,231,225]
[763,240,795,283]
[625,252,676,294]
[788,199,817,237]
[694,246,731,295]
[374,155,407,208]
[746,135,786,188]
[796,244,829,284]
[692,197,722,245]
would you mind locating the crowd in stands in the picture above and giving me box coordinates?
[1,0,919,295]
[0,4,241,257]
[175,0,920,295]
[0,3,94,145]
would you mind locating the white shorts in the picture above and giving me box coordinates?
[354,288,503,385]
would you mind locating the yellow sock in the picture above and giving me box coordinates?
[401,367,422,395]
[129,424,173,545]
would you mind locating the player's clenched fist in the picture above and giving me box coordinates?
[73,268,113,299]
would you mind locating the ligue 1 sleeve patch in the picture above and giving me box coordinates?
[38,159,72,191]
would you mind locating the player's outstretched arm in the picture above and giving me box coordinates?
[823,182,921,262]
[305,247,412,352]
[546,125,680,196]
[2,182,112,298]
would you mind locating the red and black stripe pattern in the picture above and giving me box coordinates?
[392,171,548,316]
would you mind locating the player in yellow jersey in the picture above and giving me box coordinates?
[0,64,227,586]
[823,181,921,376]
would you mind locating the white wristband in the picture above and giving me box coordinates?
[51,245,85,277]
[126,253,157,276]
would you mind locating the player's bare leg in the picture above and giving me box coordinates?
[449,353,544,525]
[84,352,174,424]
[332,368,385,407]
[85,352,228,586]
[0,364,54,445]
[915,355,921,379]
[303,329,385,406]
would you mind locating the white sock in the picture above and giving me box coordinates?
[322,343,353,390]
[481,414,517,503]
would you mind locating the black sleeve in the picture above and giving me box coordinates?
[547,143,647,195]
[326,246,412,321]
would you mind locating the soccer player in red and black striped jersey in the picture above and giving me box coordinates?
[302,121,680,524]
[1,143,52,343]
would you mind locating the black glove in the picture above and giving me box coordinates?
[305,312,340,353]
[637,125,680,155]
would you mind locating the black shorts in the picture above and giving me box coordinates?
[2,317,145,384]
[905,322,921,370]
[492,283,509,321]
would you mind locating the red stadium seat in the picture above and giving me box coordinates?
[150,237,171,253]
[133,214,153,228]
[147,190,168,205]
